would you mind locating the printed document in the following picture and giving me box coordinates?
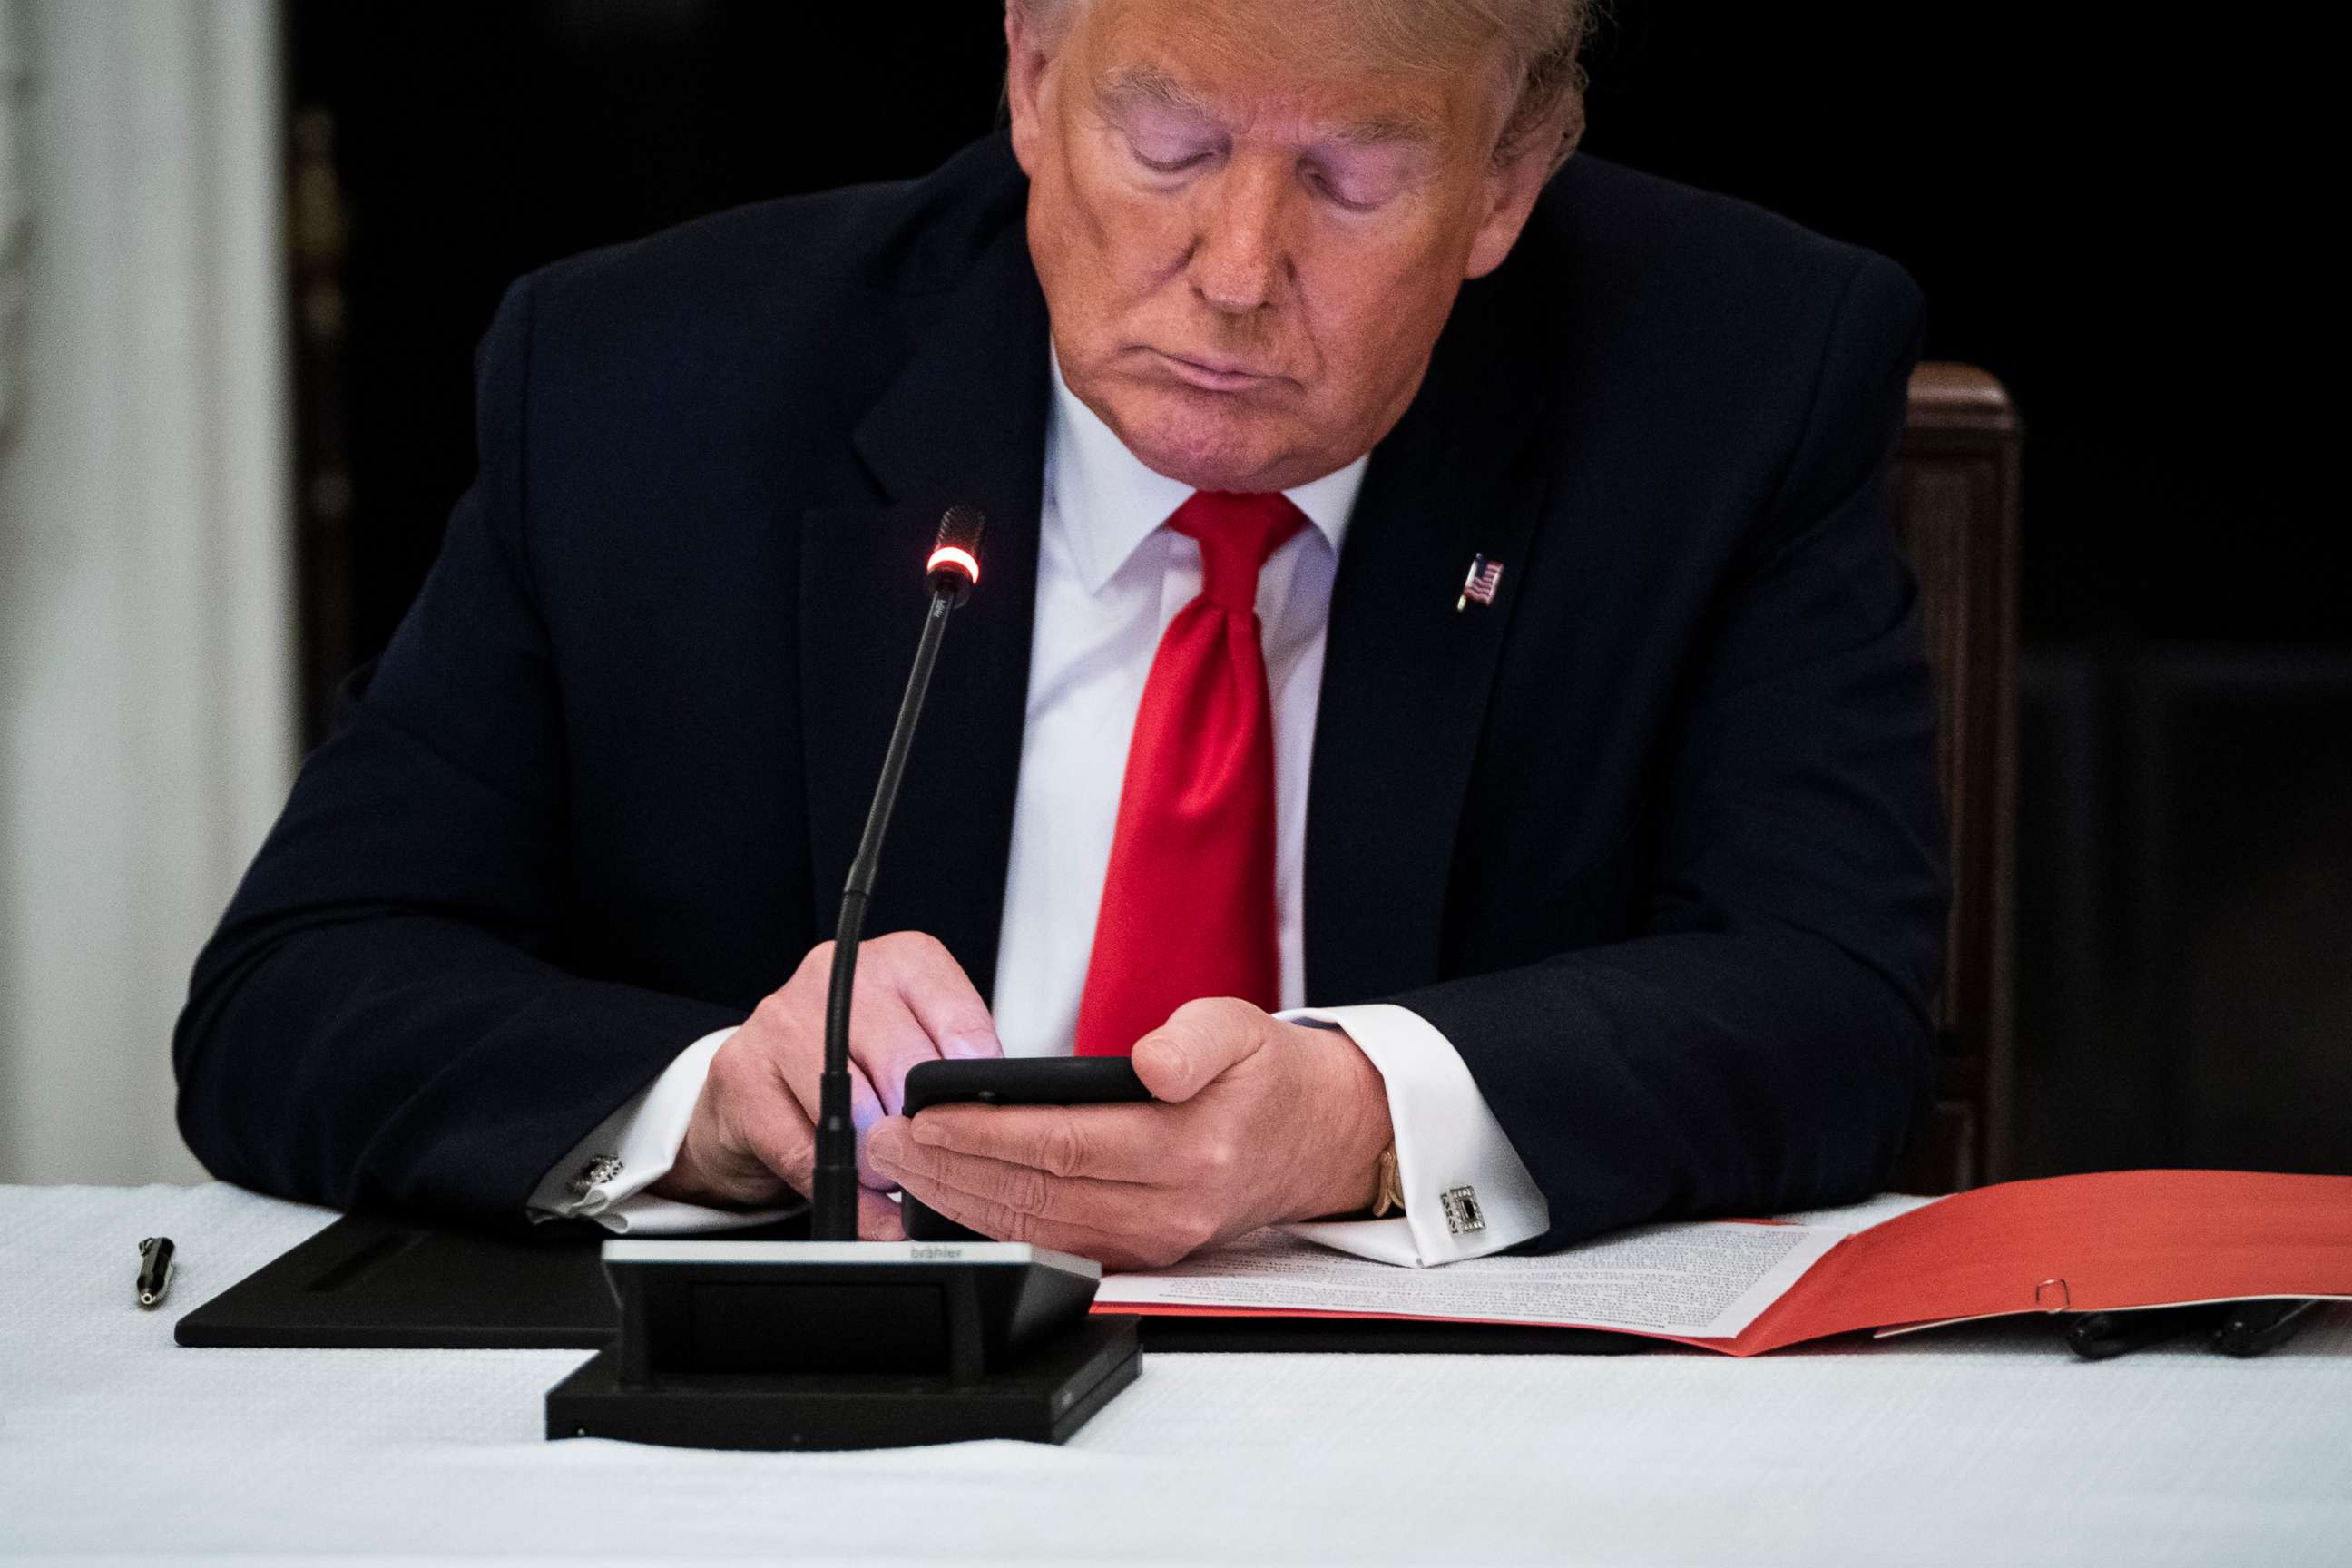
[1099,1218,1847,1339]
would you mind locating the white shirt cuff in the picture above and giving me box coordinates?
[524,1025,798,1235]
[1274,1003,1549,1267]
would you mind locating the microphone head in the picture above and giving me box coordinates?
[926,505,985,603]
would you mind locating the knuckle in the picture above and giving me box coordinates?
[997,1207,1037,1245]
[1004,1164,1050,1217]
[873,930,946,965]
[718,1038,779,1099]
[707,1057,752,1111]
[765,1132,816,1191]
[752,1003,812,1055]
[1037,1118,1087,1179]
[1167,996,1228,1034]
[1197,1137,1239,1182]
[1175,995,1254,1033]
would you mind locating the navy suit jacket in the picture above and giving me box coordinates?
[176,132,1947,1250]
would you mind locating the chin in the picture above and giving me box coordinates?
[1107,383,1296,493]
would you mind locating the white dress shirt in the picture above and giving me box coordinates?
[529,355,1548,1265]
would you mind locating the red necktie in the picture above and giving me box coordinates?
[1073,491,1307,1057]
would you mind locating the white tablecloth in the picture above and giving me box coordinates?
[2,1182,2346,1566]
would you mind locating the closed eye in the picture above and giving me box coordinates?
[1306,168,1382,212]
[1132,145,1213,176]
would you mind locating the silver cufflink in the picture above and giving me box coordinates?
[1440,1184,1485,1236]
[568,1155,625,1197]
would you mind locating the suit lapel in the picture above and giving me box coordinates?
[799,223,1050,1003]
[1305,275,1553,1004]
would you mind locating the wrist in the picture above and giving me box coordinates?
[649,1098,793,1210]
[646,1132,723,1206]
[1300,1024,1394,1220]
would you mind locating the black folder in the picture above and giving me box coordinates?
[176,1211,1642,1356]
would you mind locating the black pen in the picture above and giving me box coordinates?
[2213,1298,2320,1357]
[2063,1302,2229,1360]
[136,1236,176,1308]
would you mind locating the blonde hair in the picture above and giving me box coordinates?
[1008,0,1594,172]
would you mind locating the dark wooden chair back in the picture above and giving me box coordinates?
[1888,364,2020,1192]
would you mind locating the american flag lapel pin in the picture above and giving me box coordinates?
[1455,554,1504,612]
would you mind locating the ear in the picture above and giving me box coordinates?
[1004,2,1056,178]
[1462,103,1581,280]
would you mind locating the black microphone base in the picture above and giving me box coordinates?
[546,1312,1139,1450]
[544,1239,1141,1450]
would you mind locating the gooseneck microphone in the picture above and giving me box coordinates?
[809,505,986,1240]
[548,509,1132,1445]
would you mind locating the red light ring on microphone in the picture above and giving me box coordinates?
[926,544,981,585]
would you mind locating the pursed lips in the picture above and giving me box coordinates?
[1152,348,1282,392]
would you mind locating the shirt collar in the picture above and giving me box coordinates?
[1047,345,1369,595]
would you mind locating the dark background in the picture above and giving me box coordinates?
[280,1,2349,1180]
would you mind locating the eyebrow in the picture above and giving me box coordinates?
[1098,66,1213,119]
[1094,66,1443,149]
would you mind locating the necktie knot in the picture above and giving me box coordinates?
[1168,491,1308,612]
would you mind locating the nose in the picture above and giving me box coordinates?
[1188,154,1289,317]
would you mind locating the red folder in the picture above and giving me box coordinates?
[1713,1169,2352,1355]
[1104,1170,2352,1355]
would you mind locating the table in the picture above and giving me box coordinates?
[4,1183,2347,1565]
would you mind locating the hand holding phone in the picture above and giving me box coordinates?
[897,1058,1152,1241]
[868,999,1394,1270]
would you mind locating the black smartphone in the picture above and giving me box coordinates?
[897,1057,1152,1242]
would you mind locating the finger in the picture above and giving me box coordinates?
[897,1169,1145,1267]
[670,1112,799,1210]
[871,934,1003,1108]
[725,1065,821,1198]
[770,995,912,1189]
[1131,997,1269,1103]
[847,986,973,1122]
[742,974,895,1187]
[870,1120,1145,1229]
[858,1188,905,1241]
[908,1101,1168,1181]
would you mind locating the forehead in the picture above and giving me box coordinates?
[1071,0,1502,147]
[1098,65,1447,149]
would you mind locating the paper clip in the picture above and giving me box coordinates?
[2034,1277,2071,1312]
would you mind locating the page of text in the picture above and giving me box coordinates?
[1096,1220,1846,1338]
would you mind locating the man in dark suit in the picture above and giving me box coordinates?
[175,0,1945,1271]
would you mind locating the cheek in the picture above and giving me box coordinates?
[1086,183,1199,294]
[1032,156,1191,326]
[1072,130,1184,258]
[1301,239,1455,374]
